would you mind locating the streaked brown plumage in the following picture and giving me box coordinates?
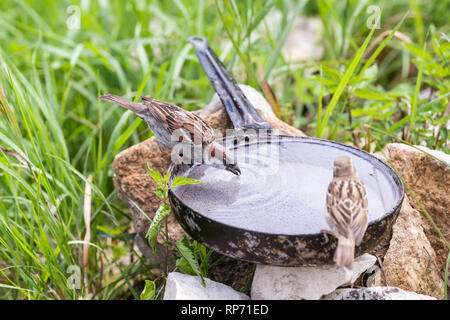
[325,156,368,269]
[140,96,216,147]
[99,94,241,175]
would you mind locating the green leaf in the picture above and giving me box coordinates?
[140,280,155,300]
[176,257,196,276]
[359,65,378,80]
[198,242,207,261]
[170,176,204,189]
[440,127,448,144]
[96,225,128,236]
[176,236,204,286]
[196,242,211,276]
[321,65,341,82]
[148,224,161,255]
[146,162,163,186]
[387,83,415,98]
[163,170,171,185]
[354,88,388,101]
[154,187,165,199]
[404,43,432,60]
[145,203,171,254]
[97,229,136,242]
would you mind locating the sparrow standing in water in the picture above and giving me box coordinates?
[325,156,368,269]
[99,94,241,175]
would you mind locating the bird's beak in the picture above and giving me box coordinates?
[226,164,241,176]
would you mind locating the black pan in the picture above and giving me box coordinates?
[168,36,404,266]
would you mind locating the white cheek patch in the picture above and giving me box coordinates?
[202,144,222,165]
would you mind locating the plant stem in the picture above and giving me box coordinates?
[163,210,169,293]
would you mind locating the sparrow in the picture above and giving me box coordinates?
[325,156,368,269]
[99,94,241,175]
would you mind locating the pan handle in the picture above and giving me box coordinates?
[188,36,272,131]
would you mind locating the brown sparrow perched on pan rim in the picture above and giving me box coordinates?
[99,94,241,175]
[324,156,368,269]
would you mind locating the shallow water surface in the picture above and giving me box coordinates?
[172,138,397,235]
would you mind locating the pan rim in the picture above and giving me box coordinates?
[169,135,405,238]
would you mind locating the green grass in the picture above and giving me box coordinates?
[0,0,448,299]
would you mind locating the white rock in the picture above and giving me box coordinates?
[163,272,250,300]
[251,253,376,300]
[322,287,436,300]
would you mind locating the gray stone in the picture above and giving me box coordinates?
[323,286,436,300]
[250,253,376,300]
[163,272,250,300]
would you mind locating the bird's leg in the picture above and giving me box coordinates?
[320,229,334,245]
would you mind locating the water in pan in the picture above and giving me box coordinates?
[171,138,398,235]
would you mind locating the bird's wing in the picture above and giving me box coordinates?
[326,178,368,244]
[141,96,215,145]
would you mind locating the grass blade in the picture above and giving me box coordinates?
[317,14,380,137]
[263,0,308,80]
[408,40,426,139]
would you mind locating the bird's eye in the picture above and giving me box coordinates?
[179,152,183,157]
[233,138,238,145]
[244,136,250,142]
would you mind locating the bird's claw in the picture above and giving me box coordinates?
[320,229,334,245]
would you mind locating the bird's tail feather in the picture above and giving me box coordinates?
[99,94,147,118]
[334,234,355,269]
